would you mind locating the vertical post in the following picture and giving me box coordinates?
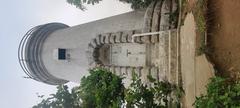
[168,30,171,82]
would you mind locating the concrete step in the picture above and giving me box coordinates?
[113,32,122,43]
[133,30,143,43]
[121,30,134,43]
[103,33,111,44]
[151,1,163,43]
[144,30,178,84]
[160,0,171,31]
[95,35,102,45]
[142,1,155,43]
[90,39,98,48]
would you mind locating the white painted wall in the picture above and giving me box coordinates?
[41,10,146,82]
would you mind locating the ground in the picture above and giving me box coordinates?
[179,0,240,107]
[207,0,240,80]
[180,13,214,108]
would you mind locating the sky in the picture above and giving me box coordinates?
[0,0,131,107]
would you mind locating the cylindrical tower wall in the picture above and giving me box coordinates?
[41,10,146,83]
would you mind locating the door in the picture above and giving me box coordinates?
[110,43,146,67]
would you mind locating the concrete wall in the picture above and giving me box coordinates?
[41,10,146,83]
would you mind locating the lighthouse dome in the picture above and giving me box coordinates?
[18,23,69,85]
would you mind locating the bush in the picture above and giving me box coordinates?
[33,68,183,108]
[125,73,183,108]
[194,77,240,108]
[77,68,125,108]
[32,85,81,108]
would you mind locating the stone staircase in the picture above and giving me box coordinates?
[86,0,180,86]
[91,29,178,86]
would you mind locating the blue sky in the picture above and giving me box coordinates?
[0,0,131,107]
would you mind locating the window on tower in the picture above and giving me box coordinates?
[58,48,66,60]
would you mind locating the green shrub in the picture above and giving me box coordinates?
[32,85,81,108]
[78,68,125,108]
[33,68,183,108]
[194,77,240,108]
[125,73,183,108]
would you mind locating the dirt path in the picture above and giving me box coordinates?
[208,0,240,79]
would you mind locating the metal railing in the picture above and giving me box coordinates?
[18,26,41,80]
[18,23,69,85]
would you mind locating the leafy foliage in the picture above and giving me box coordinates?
[77,68,125,108]
[194,77,240,108]
[33,68,125,108]
[119,0,156,10]
[66,0,156,10]
[33,68,183,108]
[125,72,183,108]
[32,85,81,108]
[66,0,102,10]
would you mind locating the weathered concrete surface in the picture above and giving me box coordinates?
[160,0,171,31]
[169,30,178,84]
[142,1,156,43]
[41,10,146,83]
[151,1,163,43]
[180,13,215,108]
[195,55,215,96]
[181,13,196,108]
[110,43,146,67]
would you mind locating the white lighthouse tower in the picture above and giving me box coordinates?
[19,0,178,85]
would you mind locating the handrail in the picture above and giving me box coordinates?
[131,30,172,43]
[18,26,40,80]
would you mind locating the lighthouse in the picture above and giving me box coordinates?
[18,0,179,86]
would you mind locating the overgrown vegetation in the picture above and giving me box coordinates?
[66,0,156,10]
[77,68,125,108]
[33,85,81,108]
[193,0,208,55]
[194,77,240,108]
[33,68,183,108]
[125,72,183,108]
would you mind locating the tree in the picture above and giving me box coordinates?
[194,77,240,108]
[33,85,81,108]
[33,68,125,108]
[66,0,102,10]
[66,0,156,10]
[78,68,125,108]
[125,72,183,108]
[33,68,182,108]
